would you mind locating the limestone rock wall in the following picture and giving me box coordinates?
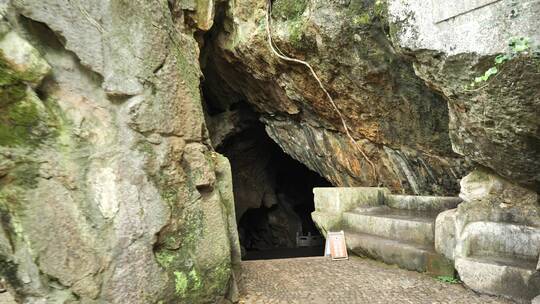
[203,0,468,195]
[388,0,540,301]
[0,0,239,303]
[388,0,540,191]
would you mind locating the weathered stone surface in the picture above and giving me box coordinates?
[456,170,540,227]
[0,1,239,303]
[389,0,540,190]
[434,170,540,303]
[388,2,540,299]
[0,30,50,85]
[388,0,540,56]
[204,0,467,195]
[343,207,436,245]
[435,209,458,261]
[385,194,462,212]
[313,187,389,213]
[313,187,456,276]
[455,257,540,303]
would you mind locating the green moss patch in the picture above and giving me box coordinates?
[288,19,307,48]
[348,0,388,29]
[272,0,307,20]
[0,94,42,147]
[168,262,231,302]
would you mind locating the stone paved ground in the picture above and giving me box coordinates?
[237,256,513,304]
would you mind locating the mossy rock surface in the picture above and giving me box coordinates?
[272,0,308,20]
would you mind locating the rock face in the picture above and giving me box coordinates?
[0,0,538,302]
[203,0,468,195]
[386,0,540,301]
[388,0,540,191]
[388,1,540,301]
[0,1,240,303]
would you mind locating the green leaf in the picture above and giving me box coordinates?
[495,54,509,64]
[437,276,460,284]
[509,36,530,53]
[485,66,498,76]
[514,44,529,52]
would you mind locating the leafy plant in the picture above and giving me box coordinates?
[436,275,460,284]
[470,37,534,87]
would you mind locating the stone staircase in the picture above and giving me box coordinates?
[312,187,460,276]
[313,187,540,303]
[343,207,451,274]
[453,221,540,302]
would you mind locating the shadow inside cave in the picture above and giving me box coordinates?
[206,103,331,260]
[225,120,330,260]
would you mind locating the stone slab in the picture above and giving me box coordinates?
[385,195,461,212]
[434,209,458,260]
[342,208,436,246]
[345,231,454,276]
[313,187,389,213]
[455,257,540,303]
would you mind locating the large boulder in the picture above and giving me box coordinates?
[388,0,540,191]
[0,1,240,303]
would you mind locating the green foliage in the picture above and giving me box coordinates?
[436,276,460,284]
[288,19,307,48]
[173,271,188,296]
[0,95,41,147]
[351,0,387,26]
[272,0,307,20]
[470,36,535,87]
[509,36,531,52]
[155,250,176,268]
[353,13,371,25]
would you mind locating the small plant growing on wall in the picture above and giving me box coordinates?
[470,36,538,87]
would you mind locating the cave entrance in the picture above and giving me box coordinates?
[224,120,330,260]
[200,11,330,259]
[205,103,331,260]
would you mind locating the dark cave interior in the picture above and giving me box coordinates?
[223,121,331,260]
[203,97,331,260]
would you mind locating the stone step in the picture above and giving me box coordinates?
[384,194,462,212]
[461,221,540,261]
[455,256,540,303]
[311,211,341,235]
[345,230,454,276]
[342,207,437,246]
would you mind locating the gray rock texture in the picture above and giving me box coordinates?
[388,1,540,301]
[389,0,540,191]
[0,0,538,302]
[435,170,540,303]
[0,1,239,303]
